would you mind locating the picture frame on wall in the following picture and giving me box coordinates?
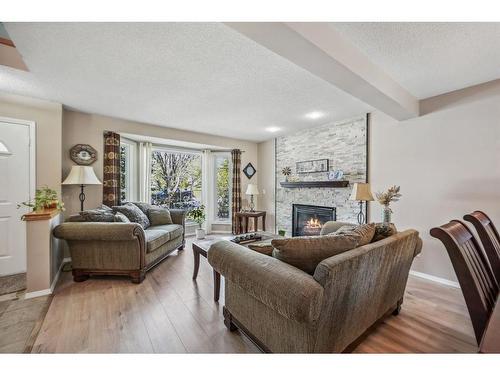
[296,158,329,174]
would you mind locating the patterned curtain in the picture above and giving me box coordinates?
[103,131,121,207]
[231,149,242,234]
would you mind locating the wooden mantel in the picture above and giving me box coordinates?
[23,208,61,221]
[280,181,349,188]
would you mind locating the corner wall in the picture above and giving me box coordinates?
[369,80,500,281]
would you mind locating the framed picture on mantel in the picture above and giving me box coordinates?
[296,158,329,174]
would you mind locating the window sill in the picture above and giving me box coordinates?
[212,220,231,225]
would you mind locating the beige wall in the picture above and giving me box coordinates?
[62,109,259,218]
[0,92,64,280]
[257,139,275,232]
[370,80,500,281]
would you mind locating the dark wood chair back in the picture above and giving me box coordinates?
[464,211,500,283]
[430,220,499,344]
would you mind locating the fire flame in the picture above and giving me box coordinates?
[305,217,322,229]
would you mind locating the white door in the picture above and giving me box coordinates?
[0,120,33,276]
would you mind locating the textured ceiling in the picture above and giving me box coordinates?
[331,22,500,99]
[0,23,371,142]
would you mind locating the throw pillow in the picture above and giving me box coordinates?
[114,212,131,223]
[335,223,376,246]
[271,233,360,274]
[372,223,397,242]
[78,208,116,222]
[130,202,155,216]
[247,241,274,256]
[148,207,173,226]
[320,221,355,236]
[113,203,150,228]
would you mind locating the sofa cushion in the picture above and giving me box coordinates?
[271,233,360,274]
[114,212,131,223]
[335,223,376,246]
[319,221,354,236]
[113,203,150,229]
[149,207,173,225]
[372,223,397,242]
[78,208,116,222]
[152,224,184,240]
[145,229,170,253]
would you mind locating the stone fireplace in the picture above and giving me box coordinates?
[292,204,336,237]
[275,116,367,235]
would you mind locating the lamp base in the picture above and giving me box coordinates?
[249,195,255,212]
[79,184,86,211]
[356,201,365,225]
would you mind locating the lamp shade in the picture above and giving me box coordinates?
[349,183,374,201]
[245,184,259,195]
[62,166,102,185]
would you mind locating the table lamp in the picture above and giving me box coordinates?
[62,166,102,211]
[245,184,259,212]
[349,183,374,224]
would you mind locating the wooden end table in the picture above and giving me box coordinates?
[235,211,266,234]
[192,232,281,302]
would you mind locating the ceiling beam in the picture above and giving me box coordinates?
[226,22,419,120]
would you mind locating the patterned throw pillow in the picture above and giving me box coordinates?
[335,223,376,246]
[271,233,360,274]
[78,208,116,222]
[149,207,173,226]
[130,202,155,216]
[114,212,131,223]
[248,241,274,256]
[371,223,397,242]
[113,203,150,228]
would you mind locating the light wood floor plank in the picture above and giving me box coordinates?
[30,236,478,353]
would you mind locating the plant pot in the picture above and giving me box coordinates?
[382,207,392,224]
[195,228,206,240]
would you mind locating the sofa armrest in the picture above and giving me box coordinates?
[169,209,186,226]
[53,222,145,242]
[208,240,323,323]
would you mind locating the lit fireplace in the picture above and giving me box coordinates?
[292,204,336,237]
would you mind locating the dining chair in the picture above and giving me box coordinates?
[464,211,500,283]
[430,220,498,344]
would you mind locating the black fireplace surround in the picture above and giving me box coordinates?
[292,204,336,237]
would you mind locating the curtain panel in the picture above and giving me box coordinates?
[138,142,152,202]
[231,149,242,234]
[103,131,121,207]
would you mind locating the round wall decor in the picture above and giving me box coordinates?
[70,144,98,165]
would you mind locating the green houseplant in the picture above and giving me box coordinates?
[188,205,206,239]
[17,185,65,213]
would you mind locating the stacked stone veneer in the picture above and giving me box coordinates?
[275,116,367,234]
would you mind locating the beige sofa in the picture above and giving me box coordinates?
[53,209,185,283]
[208,228,422,353]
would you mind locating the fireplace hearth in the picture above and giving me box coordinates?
[292,204,336,237]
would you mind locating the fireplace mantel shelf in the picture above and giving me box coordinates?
[280,181,349,188]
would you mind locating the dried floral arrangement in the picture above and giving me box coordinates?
[375,185,401,212]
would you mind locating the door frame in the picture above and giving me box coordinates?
[0,116,36,203]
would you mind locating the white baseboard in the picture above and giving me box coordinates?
[24,258,70,300]
[410,270,460,289]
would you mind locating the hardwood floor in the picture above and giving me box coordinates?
[31,236,478,353]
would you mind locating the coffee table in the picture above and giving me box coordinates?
[192,231,282,302]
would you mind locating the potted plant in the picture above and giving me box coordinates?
[375,185,401,224]
[188,205,206,239]
[17,185,65,214]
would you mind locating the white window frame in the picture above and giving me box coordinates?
[120,138,137,202]
[212,151,232,224]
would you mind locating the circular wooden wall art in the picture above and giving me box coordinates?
[70,144,98,165]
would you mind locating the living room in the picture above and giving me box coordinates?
[1,1,499,372]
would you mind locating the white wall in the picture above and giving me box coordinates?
[370,81,500,281]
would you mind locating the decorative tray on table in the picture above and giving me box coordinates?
[230,233,263,244]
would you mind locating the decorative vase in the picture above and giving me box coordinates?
[382,207,392,224]
[195,228,205,240]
